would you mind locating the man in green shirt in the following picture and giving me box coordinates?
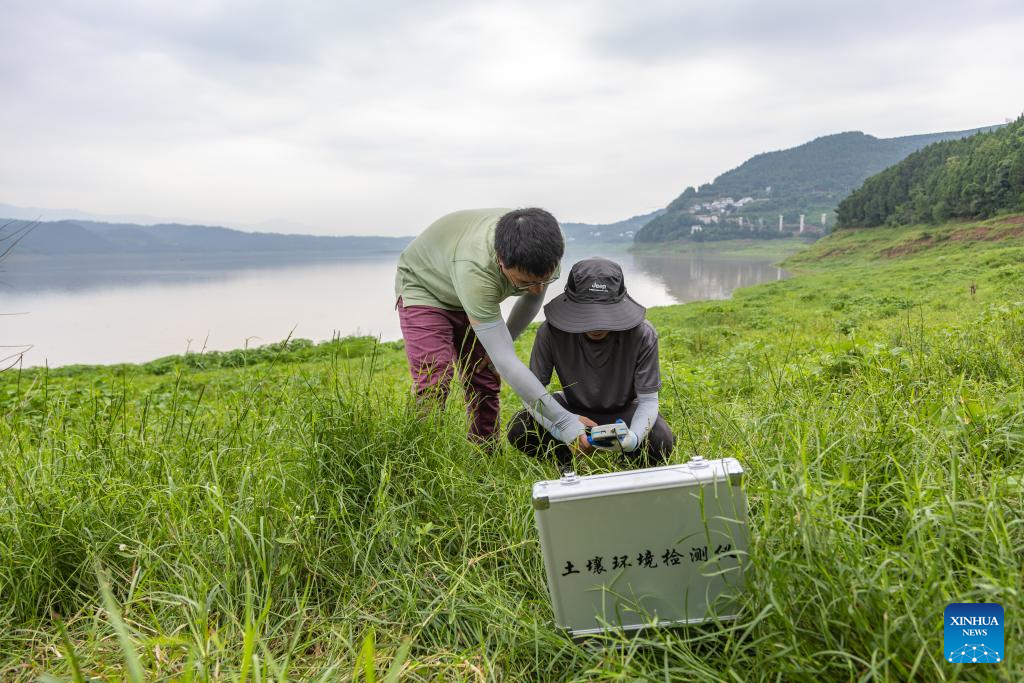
[395,208,594,450]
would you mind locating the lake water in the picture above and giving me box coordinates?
[1,249,788,367]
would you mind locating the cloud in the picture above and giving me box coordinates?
[1,0,1022,234]
[587,0,1023,63]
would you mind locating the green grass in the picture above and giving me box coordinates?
[2,216,1023,680]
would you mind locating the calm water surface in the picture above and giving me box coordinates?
[1,249,788,367]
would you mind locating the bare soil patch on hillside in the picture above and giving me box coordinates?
[881,222,1024,258]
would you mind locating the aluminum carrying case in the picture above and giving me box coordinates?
[532,457,749,637]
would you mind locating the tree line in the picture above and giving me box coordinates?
[836,116,1024,228]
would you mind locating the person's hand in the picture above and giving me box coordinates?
[573,415,598,455]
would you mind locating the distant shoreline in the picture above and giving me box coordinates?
[3,249,406,267]
[629,236,815,262]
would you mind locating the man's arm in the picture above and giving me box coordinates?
[628,392,659,443]
[520,322,578,436]
[620,322,663,452]
[505,289,546,340]
[472,320,587,445]
[605,393,657,453]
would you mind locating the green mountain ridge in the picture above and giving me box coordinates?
[560,209,664,243]
[2,218,413,256]
[636,124,1002,243]
[2,211,664,255]
[836,116,1024,228]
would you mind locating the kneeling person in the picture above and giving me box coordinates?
[508,258,676,467]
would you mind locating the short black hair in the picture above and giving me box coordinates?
[494,208,564,277]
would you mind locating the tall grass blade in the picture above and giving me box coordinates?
[96,564,145,683]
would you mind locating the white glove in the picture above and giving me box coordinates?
[615,419,640,452]
[618,430,639,452]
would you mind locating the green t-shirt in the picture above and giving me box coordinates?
[395,208,548,323]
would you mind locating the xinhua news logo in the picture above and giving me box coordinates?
[944,603,1004,664]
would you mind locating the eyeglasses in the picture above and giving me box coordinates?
[511,273,560,290]
[499,261,559,290]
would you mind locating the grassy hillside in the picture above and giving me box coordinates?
[2,216,1023,680]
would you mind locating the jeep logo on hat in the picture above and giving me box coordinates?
[562,260,625,304]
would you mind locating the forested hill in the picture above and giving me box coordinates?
[836,116,1024,228]
[1,218,412,256]
[636,124,1001,243]
[560,209,664,243]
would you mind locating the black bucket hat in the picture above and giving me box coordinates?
[543,257,646,333]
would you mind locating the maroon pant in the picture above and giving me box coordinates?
[397,299,501,442]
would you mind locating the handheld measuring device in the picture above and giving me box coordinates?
[586,421,630,448]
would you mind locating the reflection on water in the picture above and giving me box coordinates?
[0,252,395,293]
[629,253,786,302]
[1,248,787,367]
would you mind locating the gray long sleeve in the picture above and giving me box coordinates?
[505,289,545,340]
[629,392,659,443]
[473,320,584,444]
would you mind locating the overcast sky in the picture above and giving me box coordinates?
[2,0,1023,235]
